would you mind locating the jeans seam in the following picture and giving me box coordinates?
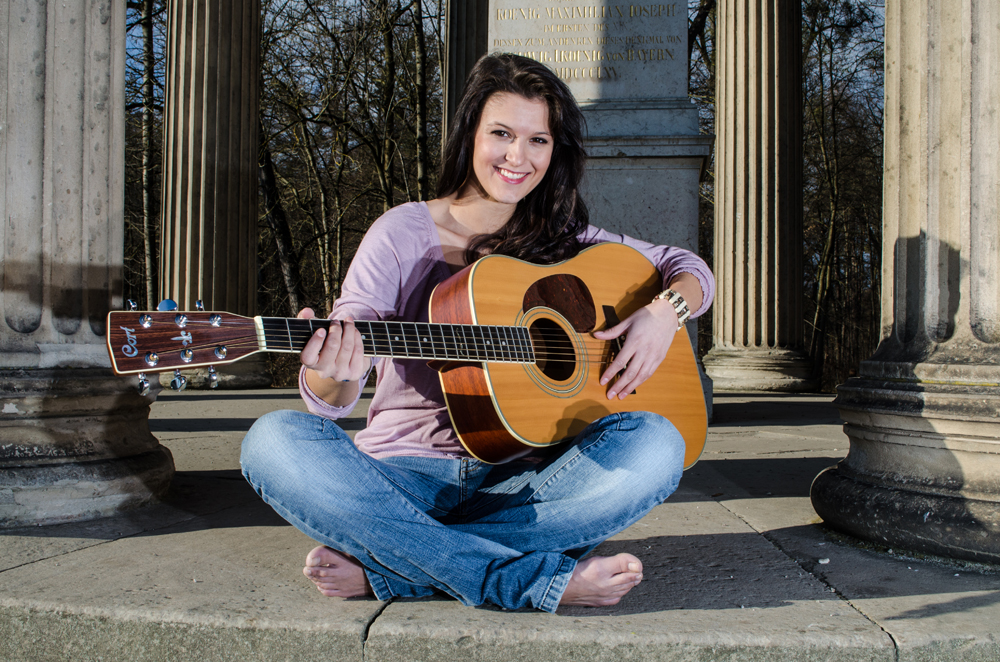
[539,555,576,613]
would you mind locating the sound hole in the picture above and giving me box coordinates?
[529,318,575,381]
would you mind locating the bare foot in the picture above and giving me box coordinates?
[302,546,374,598]
[559,553,643,607]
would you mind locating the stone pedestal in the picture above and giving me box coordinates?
[489,2,713,410]
[159,0,269,388]
[811,0,1000,562]
[702,0,815,392]
[0,1,174,526]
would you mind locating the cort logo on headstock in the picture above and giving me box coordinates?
[120,326,138,357]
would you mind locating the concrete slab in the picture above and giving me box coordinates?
[0,391,998,661]
[367,488,893,661]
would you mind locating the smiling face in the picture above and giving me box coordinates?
[468,92,554,208]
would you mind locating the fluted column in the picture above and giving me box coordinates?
[0,0,174,526]
[159,0,267,387]
[702,0,815,391]
[811,0,1000,562]
[444,0,488,132]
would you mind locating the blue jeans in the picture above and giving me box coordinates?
[240,409,684,613]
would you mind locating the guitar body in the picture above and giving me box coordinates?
[429,242,707,467]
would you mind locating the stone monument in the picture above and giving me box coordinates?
[488,2,713,410]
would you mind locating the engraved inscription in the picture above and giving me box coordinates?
[490,2,685,97]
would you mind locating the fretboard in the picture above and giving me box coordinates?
[258,317,535,364]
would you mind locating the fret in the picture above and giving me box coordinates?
[481,326,498,362]
[478,326,492,362]
[464,325,480,361]
[468,325,484,361]
[413,322,430,359]
[490,326,509,362]
[489,326,502,362]
[414,323,432,359]
[436,324,456,360]
[385,323,397,356]
[504,326,519,362]
[366,321,391,357]
[520,327,535,361]
[405,323,422,358]
[500,326,515,362]
[261,317,292,352]
[453,325,469,360]
[512,326,526,362]
[355,320,373,355]
[507,325,522,362]
[384,321,405,358]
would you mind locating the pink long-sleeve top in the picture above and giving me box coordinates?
[299,202,715,460]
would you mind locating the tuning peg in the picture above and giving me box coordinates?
[127,299,138,311]
[208,366,219,388]
[195,300,205,311]
[157,299,178,312]
[137,372,150,396]
[170,369,188,391]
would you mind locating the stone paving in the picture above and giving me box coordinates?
[1,390,998,661]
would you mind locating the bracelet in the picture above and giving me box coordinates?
[653,289,691,330]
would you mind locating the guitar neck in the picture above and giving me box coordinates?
[258,317,536,364]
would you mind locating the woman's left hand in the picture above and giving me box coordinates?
[592,298,679,400]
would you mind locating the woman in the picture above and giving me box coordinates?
[241,53,714,612]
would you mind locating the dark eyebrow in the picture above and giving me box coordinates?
[487,120,551,137]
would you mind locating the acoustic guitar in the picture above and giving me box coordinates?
[107,242,707,467]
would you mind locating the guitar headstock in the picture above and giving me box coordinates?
[106,309,260,385]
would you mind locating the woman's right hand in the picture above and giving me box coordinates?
[298,308,370,383]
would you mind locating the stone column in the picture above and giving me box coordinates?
[0,1,174,526]
[444,0,489,131]
[159,0,268,387]
[811,0,1000,563]
[702,0,816,392]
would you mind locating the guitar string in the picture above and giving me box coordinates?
[128,340,619,365]
[125,323,625,353]
[123,321,643,364]
[122,332,623,365]
[124,320,625,347]
[123,319,636,351]
[127,325,620,354]
[119,318,638,342]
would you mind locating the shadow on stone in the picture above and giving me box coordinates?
[682,456,844,500]
[711,394,842,427]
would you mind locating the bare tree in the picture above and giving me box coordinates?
[801,0,884,389]
[123,0,166,309]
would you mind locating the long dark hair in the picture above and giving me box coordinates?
[438,53,589,265]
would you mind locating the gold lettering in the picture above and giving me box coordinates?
[552,65,620,81]
[496,7,541,20]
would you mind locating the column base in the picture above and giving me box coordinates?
[810,361,1000,563]
[0,368,175,528]
[702,347,817,392]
